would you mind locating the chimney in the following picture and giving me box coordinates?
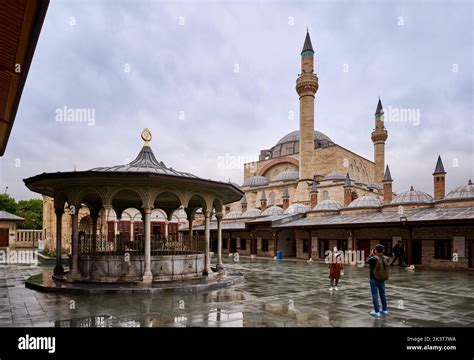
[282,187,290,210]
[260,190,267,212]
[383,165,393,203]
[433,155,446,199]
[343,173,352,206]
[240,195,247,212]
[310,181,318,209]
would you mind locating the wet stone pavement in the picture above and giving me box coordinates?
[1,257,474,327]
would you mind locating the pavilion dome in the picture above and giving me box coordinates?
[241,208,262,217]
[348,195,382,208]
[272,170,299,182]
[283,203,310,215]
[391,187,433,204]
[445,180,474,200]
[262,205,284,216]
[313,200,343,211]
[323,171,347,181]
[224,210,242,219]
[242,175,269,187]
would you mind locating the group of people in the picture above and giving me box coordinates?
[328,243,392,318]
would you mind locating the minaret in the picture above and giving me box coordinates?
[293,30,319,203]
[371,98,388,183]
[343,173,353,206]
[383,165,393,203]
[433,156,446,199]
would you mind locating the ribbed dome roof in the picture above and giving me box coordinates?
[391,187,433,204]
[224,210,242,219]
[241,208,262,217]
[273,170,299,182]
[323,171,347,181]
[276,130,333,145]
[283,203,310,215]
[348,195,382,208]
[445,180,474,199]
[242,175,269,187]
[313,200,343,211]
[262,205,284,216]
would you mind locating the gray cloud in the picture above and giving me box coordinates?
[1,0,472,200]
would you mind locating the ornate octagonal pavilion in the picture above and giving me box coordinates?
[24,129,243,283]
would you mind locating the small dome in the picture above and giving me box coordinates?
[283,203,310,215]
[323,171,346,181]
[445,180,474,200]
[348,195,382,208]
[314,200,343,211]
[276,130,333,145]
[273,170,299,182]
[391,187,433,204]
[242,175,269,187]
[224,210,242,219]
[241,208,262,218]
[262,205,284,216]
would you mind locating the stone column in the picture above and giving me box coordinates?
[143,206,153,283]
[308,230,312,259]
[407,227,413,266]
[272,230,279,257]
[165,220,169,239]
[70,206,80,279]
[216,212,224,271]
[54,208,64,276]
[203,209,212,276]
[91,211,99,253]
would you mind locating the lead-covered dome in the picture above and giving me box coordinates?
[391,186,433,204]
[276,130,333,145]
[445,180,474,200]
[283,203,310,215]
[313,200,343,211]
[224,210,242,219]
[242,175,269,187]
[262,205,284,216]
[323,171,347,181]
[348,195,382,208]
[273,170,299,182]
[241,208,262,218]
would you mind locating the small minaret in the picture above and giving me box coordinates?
[310,181,319,208]
[343,173,353,206]
[371,98,388,183]
[293,30,319,203]
[282,187,290,210]
[260,190,267,212]
[240,195,247,212]
[383,165,393,203]
[433,155,446,199]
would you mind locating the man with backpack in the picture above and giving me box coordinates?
[366,244,389,317]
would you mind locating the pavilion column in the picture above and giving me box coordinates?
[91,211,99,253]
[308,230,312,260]
[272,230,279,257]
[70,206,80,279]
[54,208,64,276]
[143,206,153,283]
[216,212,224,271]
[165,220,169,239]
[407,227,413,266]
[203,209,212,276]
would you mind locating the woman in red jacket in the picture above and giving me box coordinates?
[329,247,344,291]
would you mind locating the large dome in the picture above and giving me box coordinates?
[445,180,474,200]
[391,186,433,204]
[276,130,333,146]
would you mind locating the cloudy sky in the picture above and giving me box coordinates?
[1,0,473,200]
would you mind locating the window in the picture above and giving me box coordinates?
[303,239,309,253]
[322,190,329,201]
[240,239,247,250]
[262,239,269,252]
[435,239,451,260]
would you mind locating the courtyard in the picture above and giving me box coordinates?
[1,257,473,328]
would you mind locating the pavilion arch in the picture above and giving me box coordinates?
[153,191,184,220]
[53,191,69,210]
[212,198,224,214]
[73,187,105,209]
[110,188,146,220]
[105,186,147,208]
[187,194,210,212]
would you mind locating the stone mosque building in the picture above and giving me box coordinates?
[226,31,388,213]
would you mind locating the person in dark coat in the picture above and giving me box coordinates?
[390,240,403,267]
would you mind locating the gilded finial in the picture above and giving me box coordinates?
[141,128,152,147]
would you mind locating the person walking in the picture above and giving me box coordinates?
[328,247,344,291]
[365,244,389,317]
[390,240,402,267]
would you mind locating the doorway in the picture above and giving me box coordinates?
[358,239,371,260]
[0,228,9,247]
[469,240,474,268]
[412,239,422,265]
